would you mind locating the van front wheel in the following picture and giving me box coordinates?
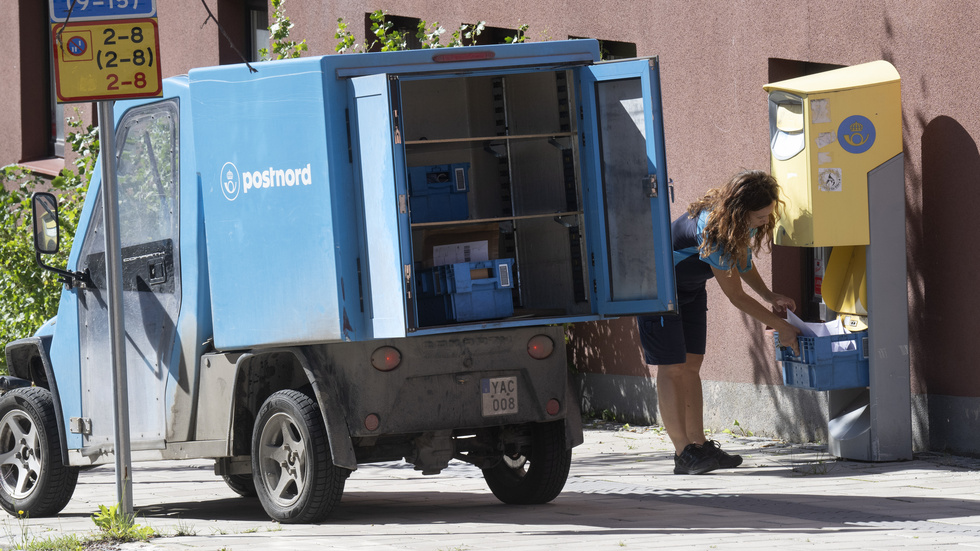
[0,387,79,517]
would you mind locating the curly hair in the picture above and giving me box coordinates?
[687,170,783,271]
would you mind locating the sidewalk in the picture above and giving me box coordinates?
[3,421,979,550]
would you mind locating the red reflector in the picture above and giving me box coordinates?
[371,346,401,371]
[365,414,380,431]
[546,399,561,416]
[527,335,555,360]
[432,51,495,63]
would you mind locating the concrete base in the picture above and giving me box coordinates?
[576,373,980,457]
[576,372,659,425]
[912,393,980,456]
[575,372,829,441]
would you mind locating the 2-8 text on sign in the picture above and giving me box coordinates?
[52,18,162,103]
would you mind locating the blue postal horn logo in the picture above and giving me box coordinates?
[838,115,876,154]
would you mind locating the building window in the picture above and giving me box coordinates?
[597,39,636,60]
[364,13,423,51]
[19,0,57,164]
[569,37,637,60]
[470,25,525,45]
[214,0,266,65]
[249,7,269,61]
[768,59,844,83]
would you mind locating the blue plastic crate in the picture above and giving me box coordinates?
[417,259,514,325]
[408,163,469,223]
[774,330,869,391]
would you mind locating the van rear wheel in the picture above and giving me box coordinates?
[482,420,571,504]
[251,389,347,523]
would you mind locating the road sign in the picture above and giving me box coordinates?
[52,18,162,103]
[49,0,157,23]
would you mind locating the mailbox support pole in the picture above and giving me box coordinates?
[827,153,912,461]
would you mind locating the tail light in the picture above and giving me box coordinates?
[546,399,561,416]
[527,335,554,360]
[371,346,401,371]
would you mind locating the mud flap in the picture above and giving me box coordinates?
[564,374,584,448]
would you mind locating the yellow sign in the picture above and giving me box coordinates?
[52,18,162,103]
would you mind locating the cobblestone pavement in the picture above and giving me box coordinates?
[2,421,979,550]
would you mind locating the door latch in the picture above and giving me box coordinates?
[148,258,166,284]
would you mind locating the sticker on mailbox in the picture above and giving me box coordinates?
[818,168,842,192]
[481,376,517,416]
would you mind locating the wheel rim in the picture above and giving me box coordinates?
[0,410,42,500]
[257,412,308,508]
[502,453,529,477]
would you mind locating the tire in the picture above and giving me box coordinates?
[0,387,79,517]
[222,473,257,497]
[482,420,571,505]
[251,389,347,523]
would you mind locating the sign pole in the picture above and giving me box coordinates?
[97,99,134,516]
[50,0,161,517]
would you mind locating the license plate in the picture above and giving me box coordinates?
[481,376,518,416]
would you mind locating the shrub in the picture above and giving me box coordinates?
[0,116,97,374]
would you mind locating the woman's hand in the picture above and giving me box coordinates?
[777,321,802,356]
[767,292,796,315]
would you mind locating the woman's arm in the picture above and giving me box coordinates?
[740,264,796,314]
[711,265,801,355]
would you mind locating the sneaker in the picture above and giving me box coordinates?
[673,443,720,475]
[702,439,743,469]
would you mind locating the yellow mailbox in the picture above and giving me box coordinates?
[764,61,901,247]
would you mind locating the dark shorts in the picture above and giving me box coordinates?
[637,285,708,365]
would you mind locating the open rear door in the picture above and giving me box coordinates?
[579,58,676,317]
[349,73,412,338]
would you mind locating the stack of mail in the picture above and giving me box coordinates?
[786,311,858,353]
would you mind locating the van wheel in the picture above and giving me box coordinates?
[0,387,79,517]
[222,473,257,497]
[482,420,571,504]
[251,389,347,523]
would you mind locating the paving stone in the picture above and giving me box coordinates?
[1,423,978,549]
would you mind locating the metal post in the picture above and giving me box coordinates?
[97,100,134,516]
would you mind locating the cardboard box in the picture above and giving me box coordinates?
[415,223,500,268]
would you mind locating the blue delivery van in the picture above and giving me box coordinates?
[4,40,676,523]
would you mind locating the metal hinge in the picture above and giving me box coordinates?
[644,174,658,198]
[404,264,412,299]
[69,417,92,435]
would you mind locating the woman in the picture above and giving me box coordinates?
[638,169,801,475]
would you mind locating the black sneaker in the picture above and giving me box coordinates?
[702,439,743,469]
[673,443,720,475]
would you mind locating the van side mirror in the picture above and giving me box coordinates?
[32,192,60,255]
[30,191,90,289]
